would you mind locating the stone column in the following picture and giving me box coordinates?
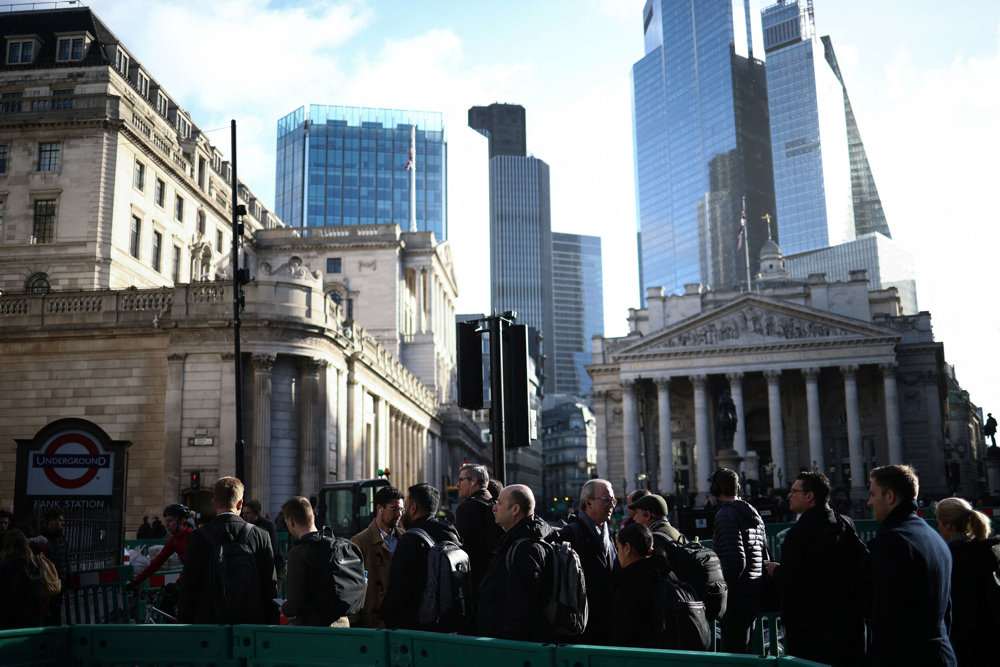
[417,268,427,333]
[764,370,785,488]
[298,358,326,498]
[803,367,824,473]
[250,353,276,512]
[621,379,639,491]
[656,378,674,494]
[881,362,903,465]
[726,372,747,475]
[164,353,185,505]
[692,375,710,494]
[842,365,865,494]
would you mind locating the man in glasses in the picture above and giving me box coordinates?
[557,478,619,645]
[350,485,404,628]
[764,472,869,665]
[454,463,500,597]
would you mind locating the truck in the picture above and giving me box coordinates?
[315,477,391,539]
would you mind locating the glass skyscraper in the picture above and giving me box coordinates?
[632,0,775,299]
[275,105,447,239]
[552,233,604,397]
[469,103,555,395]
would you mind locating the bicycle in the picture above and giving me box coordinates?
[130,584,178,624]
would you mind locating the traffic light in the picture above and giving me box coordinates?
[378,468,391,478]
[503,323,530,447]
[456,320,484,409]
[190,471,200,491]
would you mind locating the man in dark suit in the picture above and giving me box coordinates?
[178,477,277,624]
[866,465,956,666]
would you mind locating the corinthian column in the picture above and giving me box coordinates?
[250,353,276,512]
[621,379,638,491]
[842,365,865,496]
[881,362,903,464]
[656,378,673,494]
[803,367,824,473]
[298,358,327,497]
[764,370,785,488]
[692,375,710,494]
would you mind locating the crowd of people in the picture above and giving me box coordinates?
[2,462,998,666]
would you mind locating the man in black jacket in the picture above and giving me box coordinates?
[380,482,462,631]
[711,467,767,654]
[243,499,286,594]
[178,476,277,624]
[476,484,554,642]
[557,478,618,645]
[40,508,71,626]
[454,464,500,596]
[866,465,956,666]
[765,472,868,665]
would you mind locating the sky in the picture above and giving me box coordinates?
[84,0,1000,419]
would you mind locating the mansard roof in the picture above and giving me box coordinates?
[0,7,118,70]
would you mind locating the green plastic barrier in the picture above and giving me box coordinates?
[70,624,237,666]
[389,629,557,667]
[556,643,773,666]
[234,625,388,666]
[0,626,70,667]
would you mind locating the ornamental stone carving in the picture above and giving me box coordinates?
[259,256,321,282]
[653,306,853,349]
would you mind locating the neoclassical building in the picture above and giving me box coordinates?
[589,241,977,512]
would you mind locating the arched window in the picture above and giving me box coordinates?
[25,272,51,294]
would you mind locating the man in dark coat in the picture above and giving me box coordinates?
[629,493,683,544]
[765,472,868,665]
[866,465,956,666]
[453,463,500,596]
[380,482,462,631]
[242,499,286,593]
[476,484,555,642]
[711,467,767,654]
[557,478,619,645]
[178,476,277,624]
[40,508,71,626]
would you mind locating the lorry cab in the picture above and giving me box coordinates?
[315,478,390,538]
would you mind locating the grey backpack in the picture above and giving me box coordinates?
[408,528,471,631]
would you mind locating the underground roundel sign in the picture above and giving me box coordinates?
[27,429,114,496]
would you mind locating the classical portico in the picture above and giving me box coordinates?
[591,289,915,509]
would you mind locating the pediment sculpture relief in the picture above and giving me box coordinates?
[655,306,853,349]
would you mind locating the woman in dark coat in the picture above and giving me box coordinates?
[0,529,45,629]
[936,497,998,667]
[610,522,669,648]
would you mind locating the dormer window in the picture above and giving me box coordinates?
[176,115,191,138]
[7,40,35,64]
[56,37,85,61]
[115,48,129,76]
[155,91,169,117]
[136,71,149,98]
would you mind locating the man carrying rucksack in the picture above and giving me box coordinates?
[477,484,562,642]
[281,496,365,627]
[178,476,277,624]
[764,472,869,665]
[380,483,464,631]
[454,464,501,597]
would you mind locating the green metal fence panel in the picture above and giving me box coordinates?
[389,629,557,667]
[774,657,828,666]
[0,626,71,667]
[69,624,237,666]
[749,612,782,657]
[233,625,389,667]
[556,643,773,666]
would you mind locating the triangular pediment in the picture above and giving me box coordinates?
[616,294,900,358]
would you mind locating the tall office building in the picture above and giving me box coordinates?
[552,233,604,396]
[275,106,447,239]
[632,0,775,300]
[469,103,555,395]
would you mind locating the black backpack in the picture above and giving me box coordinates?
[312,536,366,620]
[662,572,712,651]
[654,532,728,621]
[834,514,872,618]
[984,535,1000,630]
[409,527,471,630]
[202,522,260,624]
[506,537,589,637]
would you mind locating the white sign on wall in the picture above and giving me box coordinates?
[26,429,114,496]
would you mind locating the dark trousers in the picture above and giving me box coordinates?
[719,591,760,654]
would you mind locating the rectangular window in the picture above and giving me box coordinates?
[31,199,56,243]
[51,89,74,111]
[129,215,141,258]
[1,92,22,114]
[152,231,162,272]
[156,92,169,117]
[37,142,60,172]
[174,195,184,222]
[172,245,181,282]
[133,160,145,191]
[197,210,205,235]
[56,37,84,61]
[115,49,129,75]
[0,145,7,174]
[327,257,343,274]
[136,71,149,97]
[7,41,33,64]
[154,178,165,207]
[216,229,224,252]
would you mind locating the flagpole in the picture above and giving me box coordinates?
[740,195,752,292]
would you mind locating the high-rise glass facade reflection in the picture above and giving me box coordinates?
[632,0,775,300]
[552,233,604,397]
[275,106,447,239]
[762,0,853,255]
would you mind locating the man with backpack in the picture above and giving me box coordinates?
[281,496,365,627]
[476,484,579,642]
[454,464,500,596]
[380,482,465,631]
[178,476,277,624]
[764,472,869,665]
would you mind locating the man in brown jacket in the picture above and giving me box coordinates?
[349,485,404,627]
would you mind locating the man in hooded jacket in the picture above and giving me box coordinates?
[711,468,767,654]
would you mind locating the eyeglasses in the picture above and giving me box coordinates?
[787,488,806,495]
[458,476,473,483]
[591,497,617,506]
